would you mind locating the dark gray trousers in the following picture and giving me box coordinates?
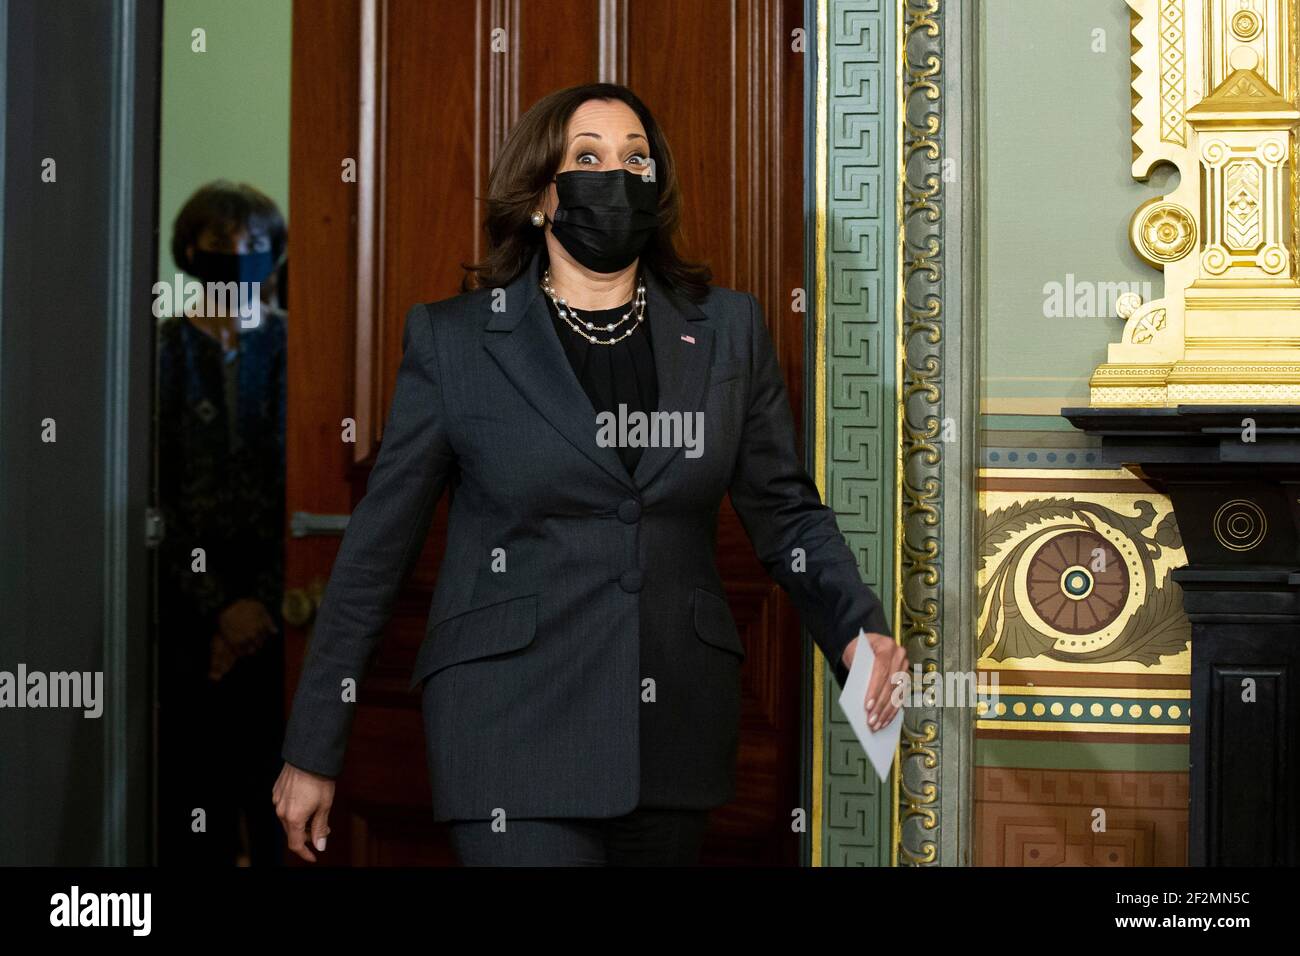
[447,807,711,866]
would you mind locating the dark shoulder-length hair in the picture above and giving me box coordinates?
[171,180,286,274]
[461,83,712,302]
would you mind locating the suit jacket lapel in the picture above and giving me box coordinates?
[483,250,637,491]
[632,268,713,489]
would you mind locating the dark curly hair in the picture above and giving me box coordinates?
[461,83,712,302]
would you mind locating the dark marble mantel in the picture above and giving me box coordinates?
[1063,405,1300,866]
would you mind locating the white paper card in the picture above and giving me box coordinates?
[837,627,903,782]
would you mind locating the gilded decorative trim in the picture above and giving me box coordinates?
[1159,0,1188,146]
[1292,1,1299,261]
[896,0,944,866]
[811,0,829,869]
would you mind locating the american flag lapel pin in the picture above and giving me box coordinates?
[680,334,695,344]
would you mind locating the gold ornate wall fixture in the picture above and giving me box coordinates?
[1092,0,1300,406]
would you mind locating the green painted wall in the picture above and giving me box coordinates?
[979,738,1190,772]
[156,0,291,290]
[974,0,1190,791]
[979,0,1171,419]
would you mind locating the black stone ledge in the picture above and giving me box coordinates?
[1172,566,1300,623]
[1061,405,1300,474]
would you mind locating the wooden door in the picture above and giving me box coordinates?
[286,0,806,865]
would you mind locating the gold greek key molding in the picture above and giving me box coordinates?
[1093,0,1300,406]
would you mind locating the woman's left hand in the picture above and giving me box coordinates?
[841,632,908,730]
[208,631,240,682]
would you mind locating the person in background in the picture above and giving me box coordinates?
[156,180,287,866]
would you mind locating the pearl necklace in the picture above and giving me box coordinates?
[541,268,646,345]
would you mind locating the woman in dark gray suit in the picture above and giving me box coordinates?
[273,83,904,866]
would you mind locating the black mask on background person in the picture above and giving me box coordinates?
[188,248,276,285]
[548,168,659,273]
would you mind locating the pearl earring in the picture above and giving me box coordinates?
[531,210,545,227]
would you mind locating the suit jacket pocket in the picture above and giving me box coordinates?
[408,593,538,690]
[710,360,741,388]
[693,586,745,660]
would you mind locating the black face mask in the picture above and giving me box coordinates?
[548,168,659,273]
[188,249,276,285]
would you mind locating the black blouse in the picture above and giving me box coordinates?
[544,293,658,476]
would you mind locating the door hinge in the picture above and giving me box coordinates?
[144,507,165,548]
[290,511,351,538]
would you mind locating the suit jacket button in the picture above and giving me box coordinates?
[617,499,642,524]
[620,569,643,593]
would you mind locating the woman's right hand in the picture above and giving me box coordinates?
[218,598,276,655]
[272,762,335,862]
